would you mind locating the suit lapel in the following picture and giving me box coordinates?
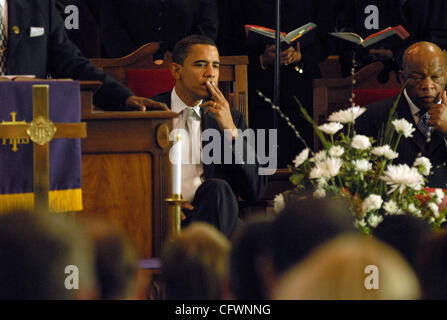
[396,95,445,156]
[6,0,30,69]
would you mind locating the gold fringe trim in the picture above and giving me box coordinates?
[0,189,83,213]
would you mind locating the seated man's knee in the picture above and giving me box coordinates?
[202,179,234,196]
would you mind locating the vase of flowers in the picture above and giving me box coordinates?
[263,90,447,234]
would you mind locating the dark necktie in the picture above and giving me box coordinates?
[417,112,432,137]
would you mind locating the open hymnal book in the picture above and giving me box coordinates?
[330,25,410,48]
[245,22,318,50]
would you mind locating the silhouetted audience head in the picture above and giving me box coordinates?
[271,195,356,276]
[415,230,447,299]
[81,218,138,300]
[229,216,275,300]
[162,222,231,300]
[273,233,421,300]
[373,215,432,267]
[0,211,96,299]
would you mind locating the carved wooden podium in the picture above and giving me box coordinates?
[80,81,177,258]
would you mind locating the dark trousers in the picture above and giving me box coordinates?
[183,179,241,238]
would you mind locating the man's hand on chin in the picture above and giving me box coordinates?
[201,80,238,139]
[125,96,170,111]
[428,90,447,135]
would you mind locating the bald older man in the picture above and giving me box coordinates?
[356,41,447,188]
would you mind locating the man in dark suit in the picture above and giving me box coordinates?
[0,0,166,111]
[218,0,333,168]
[356,41,447,188]
[153,35,267,237]
[100,0,218,59]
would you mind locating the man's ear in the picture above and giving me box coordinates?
[398,70,405,84]
[171,62,182,80]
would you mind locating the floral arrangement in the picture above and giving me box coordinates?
[263,90,447,234]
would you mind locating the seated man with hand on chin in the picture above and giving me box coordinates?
[153,35,268,237]
[356,41,447,188]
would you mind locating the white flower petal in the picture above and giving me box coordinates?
[351,135,371,150]
[328,106,366,123]
[353,159,372,172]
[380,164,424,193]
[368,214,384,228]
[362,194,383,214]
[329,146,345,157]
[392,118,415,138]
[318,122,344,135]
[293,148,310,168]
[413,156,432,176]
[313,189,326,199]
[273,194,285,213]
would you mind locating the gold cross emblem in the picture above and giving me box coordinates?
[1,112,30,151]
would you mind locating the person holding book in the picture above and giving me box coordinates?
[334,0,411,78]
[356,41,447,188]
[335,0,447,79]
[218,0,335,168]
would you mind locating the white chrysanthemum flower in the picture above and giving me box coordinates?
[368,214,384,228]
[353,159,372,172]
[273,193,285,213]
[313,189,326,199]
[329,146,345,157]
[362,194,383,214]
[355,219,367,229]
[309,164,325,180]
[317,178,327,189]
[392,118,415,138]
[310,150,327,163]
[380,164,424,193]
[428,202,440,218]
[309,157,343,179]
[383,200,403,215]
[371,145,398,160]
[351,135,371,150]
[383,149,399,160]
[413,156,432,176]
[318,122,343,135]
[328,106,367,123]
[293,148,309,168]
[408,203,422,217]
[322,157,343,178]
[434,188,445,205]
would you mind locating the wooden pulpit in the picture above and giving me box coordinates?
[80,81,177,258]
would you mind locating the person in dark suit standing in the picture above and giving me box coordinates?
[152,35,267,237]
[0,0,167,111]
[55,0,103,58]
[356,41,447,188]
[100,0,218,59]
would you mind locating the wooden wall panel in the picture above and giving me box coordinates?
[82,153,153,258]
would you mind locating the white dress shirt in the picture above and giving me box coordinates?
[171,88,204,202]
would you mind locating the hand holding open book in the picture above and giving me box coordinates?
[260,42,302,67]
[245,22,318,51]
